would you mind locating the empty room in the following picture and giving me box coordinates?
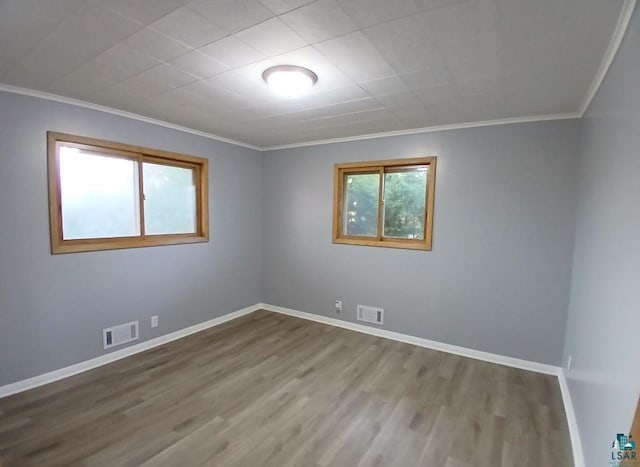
[0,0,639,466]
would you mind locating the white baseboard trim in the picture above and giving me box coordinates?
[259,303,561,376]
[558,369,585,467]
[0,304,261,399]
[261,303,586,465]
[1,301,582,466]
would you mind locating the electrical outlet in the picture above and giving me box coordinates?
[567,355,572,371]
[151,316,158,328]
[335,300,342,313]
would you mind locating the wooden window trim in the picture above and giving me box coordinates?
[333,157,436,251]
[47,132,209,254]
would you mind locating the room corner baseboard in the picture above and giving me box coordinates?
[558,369,585,467]
[259,303,561,376]
[1,301,581,466]
[0,304,262,399]
[260,303,584,464]
[258,304,585,465]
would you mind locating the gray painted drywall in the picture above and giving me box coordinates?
[262,120,579,365]
[0,91,263,386]
[563,6,640,466]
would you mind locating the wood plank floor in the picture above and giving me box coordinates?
[0,310,573,467]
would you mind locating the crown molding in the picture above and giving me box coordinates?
[578,0,637,116]
[2,0,635,158]
[0,82,580,151]
[261,113,580,151]
[264,2,640,154]
[0,83,262,151]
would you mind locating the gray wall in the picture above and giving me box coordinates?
[263,120,579,365]
[0,91,263,386]
[563,6,640,466]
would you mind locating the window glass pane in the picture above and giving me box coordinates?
[383,167,427,239]
[143,162,197,235]
[59,146,140,239]
[343,172,379,237]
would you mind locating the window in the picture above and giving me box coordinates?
[333,157,436,250]
[47,132,209,254]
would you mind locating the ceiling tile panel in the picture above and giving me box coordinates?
[374,91,429,114]
[271,83,370,115]
[4,4,143,88]
[203,70,271,106]
[177,80,249,106]
[186,0,272,33]
[414,83,458,105]
[427,94,506,124]
[300,107,392,129]
[421,0,468,11]
[447,58,501,82]
[126,27,191,61]
[150,86,211,110]
[337,0,423,28]
[399,68,453,91]
[3,0,89,20]
[236,18,307,56]
[271,46,353,91]
[258,0,316,15]
[493,0,565,43]
[0,0,627,147]
[455,75,503,97]
[108,42,165,69]
[200,37,265,69]
[0,0,88,75]
[149,6,228,48]
[119,63,198,97]
[0,16,60,78]
[280,0,359,43]
[239,83,370,123]
[441,31,501,66]
[233,59,278,83]
[314,32,396,82]
[358,75,410,97]
[364,13,443,74]
[169,51,229,78]
[393,113,441,130]
[70,5,144,50]
[101,0,186,25]
[285,96,384,122]
[46,60,137,98]
[427,0,498,41]
[90,83,151,110]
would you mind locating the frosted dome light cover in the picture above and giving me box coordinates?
[262,65,318,98]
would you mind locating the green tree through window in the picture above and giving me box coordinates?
[383,169,427,239]
[334,157,436,251]
[344,173,379,236]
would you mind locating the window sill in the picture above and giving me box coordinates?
[332,236,432,251]
[51,234,209,254]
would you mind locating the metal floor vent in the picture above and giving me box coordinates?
[356,305,384,325]
[103,321,139,349]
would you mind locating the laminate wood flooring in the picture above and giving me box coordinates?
[0,310,573,466]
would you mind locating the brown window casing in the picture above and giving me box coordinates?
[333,157,436,251]
[47,132,209,254]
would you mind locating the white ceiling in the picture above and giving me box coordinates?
[0,0,628,148]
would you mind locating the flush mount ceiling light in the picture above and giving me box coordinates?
[262,65,318,98]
